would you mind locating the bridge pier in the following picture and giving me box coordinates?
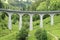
[39,14,44,28]
[29,14,33,31]
[19,14,23,30]
[50,14,55,26]
[7,13,12,30]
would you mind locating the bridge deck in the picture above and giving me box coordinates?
[0,9,60,14]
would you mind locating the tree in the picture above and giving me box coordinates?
[31,0,46,11]
[35,29,48,40]
[16,28,29,40]
[16,21,29,40]
[49,0,60,10]
[36,1,47,11]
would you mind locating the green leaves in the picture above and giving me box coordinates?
[16,27,29,40]
[35,29,48,40]
[49,0,60,10]
[36,0,60,11]
[36,1,47,11]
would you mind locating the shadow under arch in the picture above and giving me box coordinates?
[33,14,40,21]
[22,14,30,22]
[11,13,19,24]
[43,14,51,24]
[43,14,50,19]
[55,13,60,16]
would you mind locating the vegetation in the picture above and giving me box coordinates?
[35,29,48,40]
[16,28,29,40]
[0,0,60,40]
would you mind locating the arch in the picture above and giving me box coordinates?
[43,14,51,28]
[33,14,40,29]
[33,14,40,21]
[22,14,30,21]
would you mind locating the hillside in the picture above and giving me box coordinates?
[0,14,60,40]
[0,0,60,40]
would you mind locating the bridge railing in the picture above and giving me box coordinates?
[0,9,60,31]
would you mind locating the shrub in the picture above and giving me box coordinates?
[35,29,48,40]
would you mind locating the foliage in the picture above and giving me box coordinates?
[31,0,46,11]
[12,14,19,24]
[16,28,29,40]
[36,1,47,11]
[49,0,60,10]
[0,12,8,29]
[35,29,48,40]
[0,0,60,40]
[33,14,40,21]
[59,38,60,40]
[36,0,60,11]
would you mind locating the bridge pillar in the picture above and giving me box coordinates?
[19,14,23,30]
[7,13,12,30]
[39,14,44,28]
[50,14,55,26]
[29,14,33,31]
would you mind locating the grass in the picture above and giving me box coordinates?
[44,15,60,38]
[28,15,60,40]
[0,15,60,40]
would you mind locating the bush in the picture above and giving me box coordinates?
[35,29,48,40]
[16,28,29,40]
[36,1,47,11]
[49,0,60,10]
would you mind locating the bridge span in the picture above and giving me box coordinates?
[0,9,60,31]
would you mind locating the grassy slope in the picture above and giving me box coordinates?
[34,15,60,38]
[0,15,60,40]
[28,15,60,40]
[0,15,19,40]
[44,15,60,38]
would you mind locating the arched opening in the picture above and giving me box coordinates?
[43,14,51,28]
[22,14,30,31]
[11,13,19,31]
[33,14,40,30]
